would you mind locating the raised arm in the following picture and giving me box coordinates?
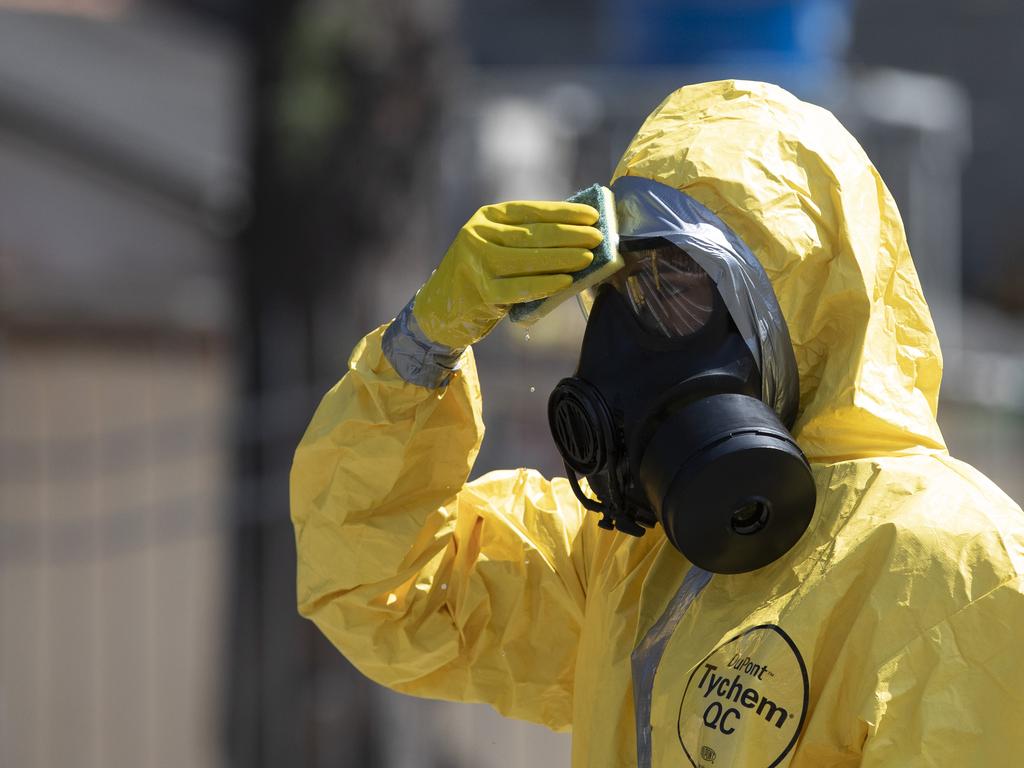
[291,201,603,729]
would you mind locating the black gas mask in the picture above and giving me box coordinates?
[548,237,816,574]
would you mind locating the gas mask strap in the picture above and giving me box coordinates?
[563,460,607,515]
[562,461,647,536]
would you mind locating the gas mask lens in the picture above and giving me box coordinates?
[578,240,714,338]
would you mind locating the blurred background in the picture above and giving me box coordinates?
[1,0,1022,766]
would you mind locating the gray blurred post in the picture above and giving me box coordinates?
[227,2,453,766]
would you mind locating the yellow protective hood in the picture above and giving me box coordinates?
[611,80,947,462]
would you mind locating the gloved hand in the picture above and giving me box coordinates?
[412,201,602,349]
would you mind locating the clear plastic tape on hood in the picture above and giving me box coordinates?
[609,243,717,338]
[603,175,800,427]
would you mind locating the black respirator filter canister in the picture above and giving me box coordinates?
[637,393,816,574]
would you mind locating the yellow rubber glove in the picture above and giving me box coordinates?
[412,201,602,349]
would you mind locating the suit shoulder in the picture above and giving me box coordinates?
[809,454,1024,661]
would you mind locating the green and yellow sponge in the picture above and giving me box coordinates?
[509,184,623,325]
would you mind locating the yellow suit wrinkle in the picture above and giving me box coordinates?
[292,329,590,731]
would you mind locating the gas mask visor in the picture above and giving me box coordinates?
[579,238,716,339]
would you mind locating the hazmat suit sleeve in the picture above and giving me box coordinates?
[290,325,590,731]
[859,575,1024,766]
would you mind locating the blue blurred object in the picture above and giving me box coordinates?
[460,0,851,74]
[603,0,852,68]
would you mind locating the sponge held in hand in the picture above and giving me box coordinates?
[508,184,622,325]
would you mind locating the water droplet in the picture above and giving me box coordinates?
[524,332,531,341]
[440,583,448,590]
[529,386,536,393]
[436,393,444,400]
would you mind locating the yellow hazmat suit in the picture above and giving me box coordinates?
[291,80,1024,766]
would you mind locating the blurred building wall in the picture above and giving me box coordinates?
[1,331,229,768]
[0,6,243,767]
[850,0,1024,311]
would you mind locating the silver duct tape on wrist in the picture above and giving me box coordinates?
[382,297,465,389]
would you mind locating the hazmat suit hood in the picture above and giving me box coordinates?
[610,79,947,463]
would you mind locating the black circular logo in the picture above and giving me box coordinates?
[677,624,808,768]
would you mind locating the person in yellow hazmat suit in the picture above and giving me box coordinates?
[290,80,1024,766]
